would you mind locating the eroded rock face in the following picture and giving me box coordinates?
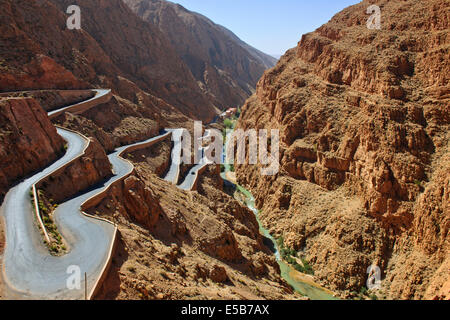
[87,174,164,231]
[89,170,297,300]
[36,138,113,204]
[384,156,449,300]
[0,98,64,202]
[0,0,217,122]
[121,175,164,230]
[209,265,229,283]
[124,0,277,110]
[0,54,87,90]
[197,223,243,263]
[236,0,449,298]
[24,90,95,113]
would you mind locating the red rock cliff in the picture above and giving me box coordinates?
[0,97,64,202]
[236,0,449,299]
[124,0,277,110]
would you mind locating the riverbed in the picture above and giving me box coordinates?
[220,166,338,300]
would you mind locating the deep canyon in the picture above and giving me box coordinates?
[0,0,448,301]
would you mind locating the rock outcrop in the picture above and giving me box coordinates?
[0,97,64,202]
[236,0,449,299]
[86,173,164,231]
[7,90,96,113]
[124,0,277,110]
[90,169,298,300]
[36,137,113,204]
[0,0,276,156]
[0,0,217,122]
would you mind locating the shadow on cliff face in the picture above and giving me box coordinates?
[152,206,194,249]
[262,236,277,254]
[93,235,129,300]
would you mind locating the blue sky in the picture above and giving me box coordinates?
[172,0,360,56]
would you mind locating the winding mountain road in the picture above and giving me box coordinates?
[164,129,183,185]
[0,90,169,299]
[48,89,111,119]
[168,130,214,191]
[1,88,212,299]
[177,160,208,191]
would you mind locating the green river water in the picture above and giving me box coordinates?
[220,165,338,300]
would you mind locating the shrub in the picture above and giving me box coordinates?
[290,248,297,257]
[223,118,233,129]
[360,286,368,296]
[276,236,285,248]
[300,258,315,275]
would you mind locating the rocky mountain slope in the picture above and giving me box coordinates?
[0,0,299,300]
[124,0,277,110]
[0,0,275,150]
[0,0,217,122]
[89,165,299,300]
[236,0,449,300]
[0,97,65,202]
[0,96,66,295]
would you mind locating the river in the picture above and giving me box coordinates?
[220,134,338,300]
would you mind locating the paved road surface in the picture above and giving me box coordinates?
[1,88,211,299]
[164,129,183,185]
[0,91,168,299]
[47,89,111,119]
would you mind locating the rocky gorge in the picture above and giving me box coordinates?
[124,0,277,111]
[0,0,447,301]
[0,0,300,301]
[236,0,449,300]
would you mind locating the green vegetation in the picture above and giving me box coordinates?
[370,294,379,300]
[351,286,380,300]
[220,163,235,174]
[277,236,314,275]
[413,179,426,193]
[34,189,67,255]
[223,107,241,125]
[223,118,234,129]
[276,236,284,248]
[360,286,368,296]
[222,117,236,145]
